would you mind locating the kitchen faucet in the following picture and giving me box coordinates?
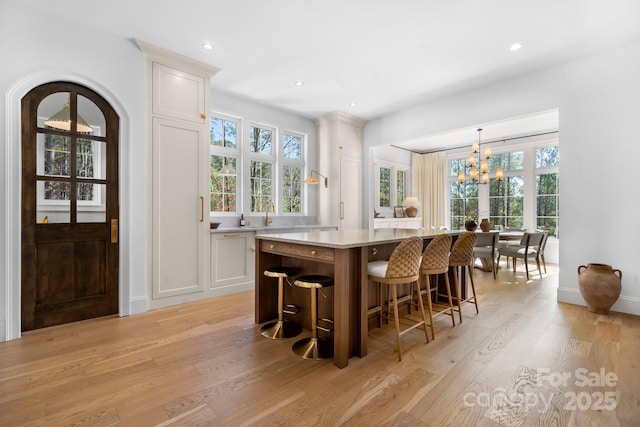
[264,202,274,226]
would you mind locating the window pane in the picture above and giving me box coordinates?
[38,133,71,177]
[283,165,301,213]
[379,167,391,207]
[537,172,559,237]
[396,170,406,206]
[210,117,237,149]
[536,146,559,168]
[490,151,524,172]
[249,126,272,155]
[76,139,105,179]
[449,180,478,230]
[283,133,302,159]
[210,155,237,212]
[489,176,524,229]
[450,158,466,176]
[77,183,106,223]
[250,160,272,212]
[38,92,70,131]
[37,180,70,223]
[78,95,105,137]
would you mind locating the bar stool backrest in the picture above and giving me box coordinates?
[385,236,423,279]
[450,232,477,265]
[421,234,452,271]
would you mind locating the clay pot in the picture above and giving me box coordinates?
[480,218,491,232]
[577,263,622,315]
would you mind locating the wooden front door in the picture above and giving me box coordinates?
[21,82,119,331]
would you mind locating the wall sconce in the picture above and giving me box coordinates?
[45,103,93,133]
[304,170,328,188]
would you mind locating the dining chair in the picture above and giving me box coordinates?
[497,231,545,280]
[473,231,500,279]
[367,236,427,361]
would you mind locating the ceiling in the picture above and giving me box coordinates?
[21,0,640,149]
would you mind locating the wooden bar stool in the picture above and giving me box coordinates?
[368,236,426,361]
[417,234,454,340]
[449,232,478,323]
[261,266,301,339]
[292,275,334,360]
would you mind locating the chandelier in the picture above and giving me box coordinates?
[458,128,503,184]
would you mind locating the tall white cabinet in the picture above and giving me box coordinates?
[136,40,221,309]
[314,112,367,229]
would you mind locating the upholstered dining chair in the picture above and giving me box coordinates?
[497,231,545,280]
[449,232,478,323]
[367,236,426,361]
[417,234,453,340]
[473,231,500,279]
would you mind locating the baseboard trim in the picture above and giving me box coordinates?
[557,286,640,316]
[128,296,148,316]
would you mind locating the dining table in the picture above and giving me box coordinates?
[254,228,462,368]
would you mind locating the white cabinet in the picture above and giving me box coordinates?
[210,232,255,292]
[315,112,367,229]
[137,40,221,308]
[373,217,422,229]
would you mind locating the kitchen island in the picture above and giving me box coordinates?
[255,228,456,368]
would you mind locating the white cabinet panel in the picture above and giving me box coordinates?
[211,232,255,289]
[152,62,205,124]
[152,118,208,298]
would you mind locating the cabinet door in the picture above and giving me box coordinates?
[340,153,362,229]
[210,233,254,289]
[152,118,209,299]
[152,62,206,124]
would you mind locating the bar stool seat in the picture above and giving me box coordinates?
[292,275,334,360]
[261,266,301,339]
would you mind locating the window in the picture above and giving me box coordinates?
[536,146,559,237]
[250,160,272,212]
[281,132,304,214]
[210,115,307,216]
[210,115,240,212]
[447,142,558,236]
[375,162,409,212]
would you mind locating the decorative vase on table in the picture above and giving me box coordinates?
[479,218,491,232]
[464,219,477,232]
[577,263,622,315]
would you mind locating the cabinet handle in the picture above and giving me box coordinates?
[200,113,206,119]
[371,247,377,255]
[311,250,317,255]
[223,233,241,238]
[340,202,344,219]
[270,244,275,249]
[200,196,204,222]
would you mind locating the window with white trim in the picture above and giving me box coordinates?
[210,115,239,212]
[374,162,410,214]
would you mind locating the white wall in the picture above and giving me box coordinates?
[364,41,640,315]
[0,2,317,340]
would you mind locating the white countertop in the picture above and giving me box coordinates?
[210,224,335,234]
[255,228,456,249]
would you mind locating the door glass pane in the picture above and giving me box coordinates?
[77,183,106,223]
[36,180,70,223]
[37,133,71,177]
[38,92,70,131]
[78,95,105,136]
[76,139,106,179]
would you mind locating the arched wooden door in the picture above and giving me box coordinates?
[21,81,119,331]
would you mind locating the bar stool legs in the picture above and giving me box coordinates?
[261,267,302,339]
[292,275,334,360]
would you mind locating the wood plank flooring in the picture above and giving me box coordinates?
[1,262,639,426]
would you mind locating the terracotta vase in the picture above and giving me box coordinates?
[405,206,418,217]
[480,218,491,232]
[577,263,622,315]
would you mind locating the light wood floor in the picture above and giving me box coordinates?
[2,262,639,426]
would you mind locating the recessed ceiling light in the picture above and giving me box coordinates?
[202,43,214,51]
[349,102,358,107]
[509,42,522,51]
[294,81,304,86]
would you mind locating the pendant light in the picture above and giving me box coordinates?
[44,104,93,133]
[458,128,503,184]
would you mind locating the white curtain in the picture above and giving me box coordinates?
[411,152,447,230]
